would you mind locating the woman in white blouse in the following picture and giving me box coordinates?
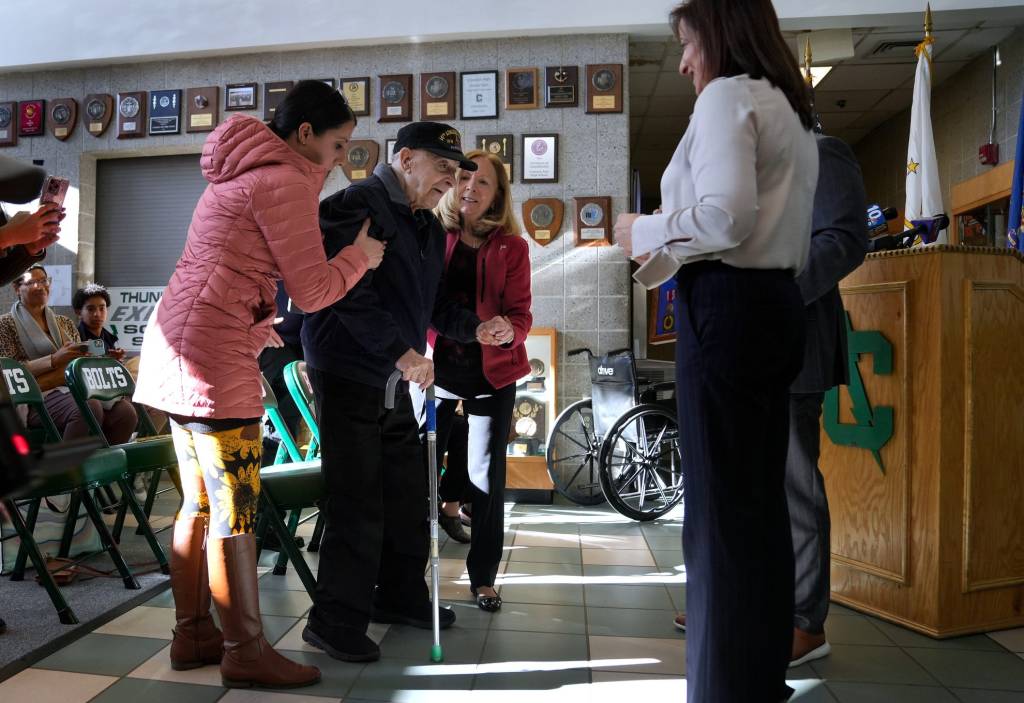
[615,1,818,701]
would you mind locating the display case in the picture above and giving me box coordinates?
[951,161,1015,247]
[505,327,557,496]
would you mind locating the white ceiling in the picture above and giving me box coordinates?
[629,9,1024,198]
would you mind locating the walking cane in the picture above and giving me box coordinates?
[385,370,444,663]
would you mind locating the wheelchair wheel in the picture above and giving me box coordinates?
[598,403,683,521]
[545,398,605,505]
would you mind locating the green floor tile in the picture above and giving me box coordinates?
[644,534,683,551]
[587,606,680,638]
[480,629,589,664]
[507,546,582,564]
[871,620,1006,651]
[651,549,684,568]
[258,588,313,617]
[278,650,366,699]
[824,614,896,646]
[347,658,474,700]
[904,647,1024,690]
[584,584,675,610]
[949,688,1024,702]
[489,602,587,634]
[444,600,497,630]
[788,678,839,702]
[145,588,175,608]
[502,560,583,577]
[379,624,488,663]
[825,682,959,702]
[87,677,224,703]
[262,614,299,646]
[34,633,169,676]
[473,667,591,690]
[809,644,939,686]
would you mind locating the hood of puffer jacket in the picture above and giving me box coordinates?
[200,114,327,185]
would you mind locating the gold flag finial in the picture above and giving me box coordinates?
[925,3,933,38]
[803,36,813,85]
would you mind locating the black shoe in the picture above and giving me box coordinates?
[261,529,305,552]
[439,514,470,543]
[471,587,502,612]
[371,602,456,630]
[301,622,380,663]
[458,505,472,527]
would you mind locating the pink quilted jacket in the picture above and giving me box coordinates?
[134,115,368,419]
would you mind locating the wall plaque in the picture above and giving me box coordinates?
[460,71,498,120]
[263,81,294,121]
[186,87,219,132]
[19,100,45,137]
[522,198,564,245]
[0,102,16,146]
[586,64,623,114]
[545,66,579,108]
[420,72,455,120]
[117,92,147,139]
[477,134,513,182]
[149,89,182,135]
[83,94,114,137]
[521,133,558,184]
[341,139,380,182]
[506,67,539,110]
[574,196,612,246]
[225,83,257,111]
[378,74,412,123]
[340,77,370,116]
[48,98,77,141]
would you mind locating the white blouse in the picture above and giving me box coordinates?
[632,74,819,288]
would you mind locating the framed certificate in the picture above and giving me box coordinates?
[340,77,370,116]
[225,83,257,111]
[460,70,499,120]
[521,133,558,184]
[505,67,539,110]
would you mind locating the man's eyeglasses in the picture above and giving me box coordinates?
[19,277,52,288]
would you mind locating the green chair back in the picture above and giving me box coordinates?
[283,361,320,459]
[1,356,62,443]
[261,374,302,463]
[64,356,158,444]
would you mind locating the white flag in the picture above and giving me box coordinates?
[904,36,945,245]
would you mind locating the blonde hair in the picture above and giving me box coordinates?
[435,149,521,237]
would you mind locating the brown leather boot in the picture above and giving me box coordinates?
[169,517,223,671]
[207,533,321,689]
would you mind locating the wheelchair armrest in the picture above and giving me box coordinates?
[647,381,676,394]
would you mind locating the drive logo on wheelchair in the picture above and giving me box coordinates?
[597,366,615,377]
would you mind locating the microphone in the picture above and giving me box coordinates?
[907,213,950,245]
[866,205,899,252]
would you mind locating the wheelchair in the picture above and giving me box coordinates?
[545,348,684,521]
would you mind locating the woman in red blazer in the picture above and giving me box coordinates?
[429,149,533,611]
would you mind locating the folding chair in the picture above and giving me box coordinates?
[64,357,180,552]
[1,356,140,624]
[282,360,325,551]
[255,374,323,587]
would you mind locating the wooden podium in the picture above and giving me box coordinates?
[822,246,1024,637]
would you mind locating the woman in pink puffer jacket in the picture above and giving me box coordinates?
[134,81,383,690]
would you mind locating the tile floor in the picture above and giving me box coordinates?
[3,499,1024,702]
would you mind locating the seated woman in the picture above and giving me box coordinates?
[0,264,137,444]
[73,283,125,360]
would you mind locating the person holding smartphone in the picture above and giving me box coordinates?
[73,283,125,361]
[0,264,138,443]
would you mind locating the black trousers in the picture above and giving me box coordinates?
[785,392,830,634]
[674,261,805,703]
[430,383,516,590]
[306,367,429,633]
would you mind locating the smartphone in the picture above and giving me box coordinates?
[86,339,106,356]
[39,176,70,208]
[73,342,89,353]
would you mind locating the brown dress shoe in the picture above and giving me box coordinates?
[208,533,321,689]
[169,517,224,670]
[789,627,830,667]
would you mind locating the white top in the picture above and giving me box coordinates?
[632,75,819,288]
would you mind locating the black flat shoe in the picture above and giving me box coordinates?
[438,513,470,543]
[471,587,502,612]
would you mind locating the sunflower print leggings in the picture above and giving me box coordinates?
[171,422,263,539]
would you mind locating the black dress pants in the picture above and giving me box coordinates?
[674,261,805,703]
[306,367,429,633]
[430,383,516,590]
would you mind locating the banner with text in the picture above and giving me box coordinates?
[105,287,164,352]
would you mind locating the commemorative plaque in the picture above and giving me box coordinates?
[460,71,499,120]
[545,66,579,108]
[340,77,370,116]
[186,87,219,133]
[522,198,564,245]
[149,89,182,135]
[48,98,77,141]
[379,74,412,123]
[18,100,45,137]
[0,102,16,147]
[117,92,147,139]
[263,81,294,121]
[506,67,539,110]
[83,94,114,137]
[385,138,397,164]
[586,64,623,114]
[225,83,257,111]
[477,134,513,182]
[341,140,379,182]
[521,133,558,184]
[574,196,612,246]
[420,72,455,120]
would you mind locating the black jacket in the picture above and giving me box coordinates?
[791,135,870,394]
[301,165,480,389]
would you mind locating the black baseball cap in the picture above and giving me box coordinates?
[393,122,477,171]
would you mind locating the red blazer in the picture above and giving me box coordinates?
[428,228,533,390]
